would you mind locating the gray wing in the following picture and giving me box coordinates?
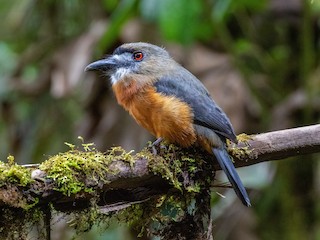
[154,66,237,142]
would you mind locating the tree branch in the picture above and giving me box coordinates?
[1,124,320,209]
[0,124,319,238]
[233,124,320,167]
[1,124,319,203]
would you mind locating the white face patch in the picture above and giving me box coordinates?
[110,67,132,84]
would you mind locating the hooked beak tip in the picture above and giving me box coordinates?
[84,65,91,72]
[84,58,118,73]
[84,61,101,72]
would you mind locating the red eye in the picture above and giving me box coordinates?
[133,52,144,61]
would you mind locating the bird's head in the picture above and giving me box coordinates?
[85,42,175,85]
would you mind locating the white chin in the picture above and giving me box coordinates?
[110,68,131,84]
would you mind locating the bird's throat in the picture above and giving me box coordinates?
[110,68,132,84]
[112,79,140,108]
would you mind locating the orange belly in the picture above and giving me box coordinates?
[112,80,196,147]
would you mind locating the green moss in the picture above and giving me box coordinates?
[0,140,216,238]
[68,204,102,233]
[117,193,198,237]
[0,155,33,187]
[39,144,132,196]
[131,142,215,236]
[236,133,253,142]
[143,142,211,193]
[0,206,50,239]
[79,141,214,237]
[0,156,40,210]
[108,146,135,168]
[228,133,254,161]
[140,147,183,191]
[37,140,209,199]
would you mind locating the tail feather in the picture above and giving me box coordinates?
[212,148,251,207]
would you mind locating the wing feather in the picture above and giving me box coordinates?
[154,66,237,142]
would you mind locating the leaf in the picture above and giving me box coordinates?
[157,0,202,44]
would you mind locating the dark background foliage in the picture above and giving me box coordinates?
[1,0,320,239]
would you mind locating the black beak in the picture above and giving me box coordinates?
[84,57,118,72]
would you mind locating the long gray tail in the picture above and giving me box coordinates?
[212,148,251,207]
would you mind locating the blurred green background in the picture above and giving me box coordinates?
[1,0,320,239]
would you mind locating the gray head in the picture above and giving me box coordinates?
[85,42,176,84]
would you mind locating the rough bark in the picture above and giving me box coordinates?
[0,124,320,239]
[1,124,320,209]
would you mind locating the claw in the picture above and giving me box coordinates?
[150,137,163,155]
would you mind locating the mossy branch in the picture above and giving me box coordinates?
[1,124,320,209]
[0,124,319,238]
[231,124,320,167]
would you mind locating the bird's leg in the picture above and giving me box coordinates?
[150,137,163,155]
[152,137,163,146]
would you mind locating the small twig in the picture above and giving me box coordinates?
[23,164,40,168]
[99,198,151,214]
[206,212,214,240]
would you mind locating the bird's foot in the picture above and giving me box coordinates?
[150,137,163,155]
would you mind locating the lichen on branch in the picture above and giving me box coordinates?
[0,141,215,239]
[1,124,320,239]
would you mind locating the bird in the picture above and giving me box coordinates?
[85,42,251,207]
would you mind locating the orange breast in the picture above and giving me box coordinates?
[112,79,196,147]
